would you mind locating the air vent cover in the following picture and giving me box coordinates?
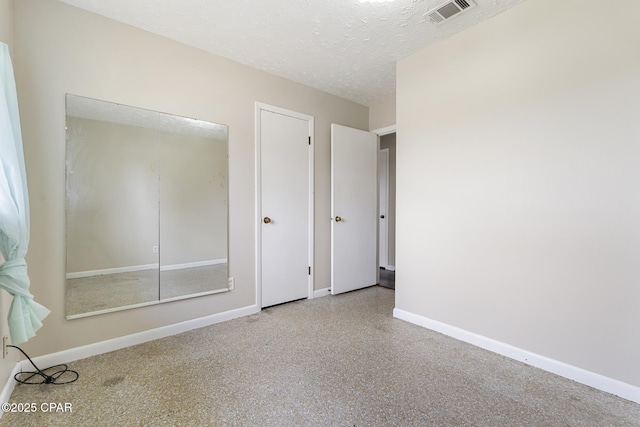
[425,0,476,24]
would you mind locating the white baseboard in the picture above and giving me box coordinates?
[67,263,159,279]
[393,308,640,404]
[20,304,259,375]
[313,287,331,299]
[67,259,228,279]
[160,258,227,272]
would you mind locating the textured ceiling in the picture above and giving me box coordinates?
[58,0,526,106]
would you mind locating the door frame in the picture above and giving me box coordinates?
[371,125,396,136]
[255,102,314,308]
[373,125,396,274]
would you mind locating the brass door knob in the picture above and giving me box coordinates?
[263,217,271,224]
[335,216,342,222]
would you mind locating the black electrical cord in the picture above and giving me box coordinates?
[7,345,79,385]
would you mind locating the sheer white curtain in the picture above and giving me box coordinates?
[0,42,50,345]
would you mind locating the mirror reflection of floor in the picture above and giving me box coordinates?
[66,263,228,316]
[159,264,228,299]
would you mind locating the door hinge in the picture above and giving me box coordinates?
[308,266,311,275]
[308,136,311,145]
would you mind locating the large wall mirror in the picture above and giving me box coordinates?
[65,94,229,319]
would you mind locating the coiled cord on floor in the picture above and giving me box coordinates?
[7,345,79,385]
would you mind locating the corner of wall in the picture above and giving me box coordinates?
[0,290,19,408]
[369,98,396,131]
[0,0,16,398]
[0,0,13,52]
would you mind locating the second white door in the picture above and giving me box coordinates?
[331,124,378,295]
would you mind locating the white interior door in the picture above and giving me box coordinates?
[258,105,313,307]
[379,148,389,269]
[331,124,378,295]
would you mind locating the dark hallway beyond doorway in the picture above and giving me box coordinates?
[379,268,395,290]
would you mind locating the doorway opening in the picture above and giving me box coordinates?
[377,130,396,290]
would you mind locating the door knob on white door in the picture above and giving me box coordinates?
[263,217,272,224]
[335,216,342,222]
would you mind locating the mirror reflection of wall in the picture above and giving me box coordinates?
[158,131,228,300]
[65,94,229,319]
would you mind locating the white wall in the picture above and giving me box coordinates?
[13,0,368,358]
[397,0,640,390]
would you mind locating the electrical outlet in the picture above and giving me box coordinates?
[2,336,8,359]
[228,277,234,290]
[152,246,159,253]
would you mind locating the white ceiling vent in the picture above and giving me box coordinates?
[425,0,476,24]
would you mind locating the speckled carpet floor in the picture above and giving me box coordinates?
[3,286,639,426]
